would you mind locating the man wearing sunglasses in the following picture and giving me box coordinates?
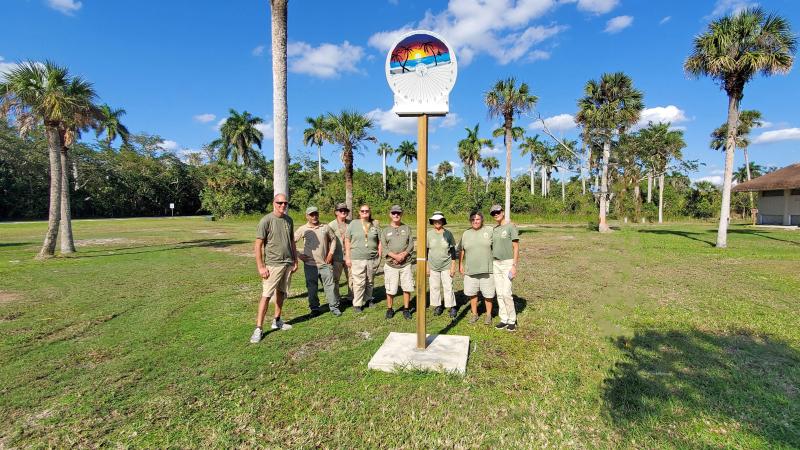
[295,206,340,317]
[250,193,299,343]
[328,203,353,305]
[380,205,415,319]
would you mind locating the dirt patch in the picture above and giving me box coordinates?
[208,246,252,258]
[287,336,341,361]
[74,238,138,247]
[0,291,22,304]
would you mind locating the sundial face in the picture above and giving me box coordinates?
[385,30,458,116]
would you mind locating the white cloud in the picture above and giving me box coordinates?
[604,15,633,33]
[752,127,800,144]
[708,0,757,17]
[215,118,227,131]
[367,26,416,52]
[659,16,671,25]
[531,113,576,132]
[693,175,723,185]
[481,146,501,156]
[527,50,551,61]
[0,57,19,81]
[255,122,274,139]
[448,160,461,168]
[158,140,179,152]
[493,25,567,65]
[47,0,82,15]
[434,113,460,128]
[635,105,689,129]
[367,108,418,135]
[567,0,619,15]
[193,113,216,123]
[755,120,773,129]
[252,45,265,56]
[287,41,364,78]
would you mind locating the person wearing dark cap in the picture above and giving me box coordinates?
[295,206,340,317]
[329,202,353,304]
[345,204,382,313]
[380,205,415,319]
[459,210,495,325]
[427,211,458,318]
[489,204,519,331]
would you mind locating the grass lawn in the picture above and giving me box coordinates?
[1,216,798,448]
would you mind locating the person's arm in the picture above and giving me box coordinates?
[510,240,519,278]
[325,227,336,265]
[295,226,308,263]
[449,233,457,276]
[345,232,352,268]
[402,226,415,263]
[255,238,269,279]
[459,248,465,275]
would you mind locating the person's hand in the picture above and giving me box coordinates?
[298,254,308,263]
[426,267,430,277]
[325,253,334,265]
[449,267,456,277]
[510,265,517,279]
[459,265,465,275]
[291,261,298,273]
[259,267,269,279]
[345,258,352,268]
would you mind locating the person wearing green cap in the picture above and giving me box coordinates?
[345,204,382,313]
[380,205,415,320]
[427,211,458,318]
[295,206,340,316]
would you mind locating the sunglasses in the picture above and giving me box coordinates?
[390,211,402,215]
[360,210,370,213]
[275,201,289,206]
[336,209,349,213]
[490,211,502,216]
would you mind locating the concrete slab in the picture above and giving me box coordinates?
[368,332,470,374]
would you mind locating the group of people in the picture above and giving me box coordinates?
[249,193,520,344]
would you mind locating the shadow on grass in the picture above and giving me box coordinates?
[603,329,800,447]
[729,229,800,246]
[72,238,249,258]
[0,242,29,248]
[637,229,715,246]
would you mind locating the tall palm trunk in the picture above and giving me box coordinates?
[271,0,289,196]
[59,146,76,254]
[658,173,665,224]
[38,126,63,259]
[561,174,566,203]
[633,184,641,222]
[716,94,739,248]
[317,144,323,183]
[743,147,754,212]
[381,149,387,195]
[598,139,611,232]
[647,173,653,203]
[529,165,535,195]
[581,141,586,195]
[504,121,512,223]
[541,166,547,197]
[343,145,354,219]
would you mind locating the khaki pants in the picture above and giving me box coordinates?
[493,259,516,324]
[429,269,455,307]
[350,259,375,307]
[332,261,353,302]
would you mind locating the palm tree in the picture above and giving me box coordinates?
[533,143,557,197]
[186,152,204,166]
[710,109,763,213]
[685,7,796,248]
[271,0,289,196]
[520,135,546,195]
[1,61,98,258]
[554,140,579,203]
[95,104,130,149]
[303,115,327,183]
[485,78,538,222]
[457,124,491,194]
[734,162,765,183]
[481,157,499,193]
[396,140,417,191]
[575,72,644,232]
[377,142,394,194]
[323,110,377,216]
[211,109,264,166]
[436,161,453,179]
[640,122,686,223]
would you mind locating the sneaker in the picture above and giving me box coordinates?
[468,313,479,324]
[403,309,412,320]
[310,308,323,317]
[353,306,363,313]
[433,305,444,316]
[385,308,395,319]
[484,315,492,326]
[449,307,458,318]
[271,318,293,331]
[249,327,263,343]
[330,307,342,317]
[506,323,517,332]
[495,322,508,330]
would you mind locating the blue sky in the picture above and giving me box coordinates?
[3,0,800,185]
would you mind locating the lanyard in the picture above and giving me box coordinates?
[361,220,370,247]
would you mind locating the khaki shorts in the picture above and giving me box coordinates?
[261,264,293,299]
[383,264,415,295]
[463,273,495,298]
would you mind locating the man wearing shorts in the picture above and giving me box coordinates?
[459,211,495,325]
[380,205,415,320]
[250,193,299,343]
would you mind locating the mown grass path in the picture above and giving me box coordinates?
[1,217,798,448]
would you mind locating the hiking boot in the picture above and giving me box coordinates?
[506,323,517,332]
[403,309,412,320]
[468,313,479,324]
[353,306,363,313]
[271,318,293,331]
[449,307,458,318]
[330,307,342,317]
[433,305,444,316]
[495,322,508,330]
[385,308,395,319]
[484,315,492,326]
[249,327,262,343]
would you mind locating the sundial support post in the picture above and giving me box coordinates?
[415,114,428,350]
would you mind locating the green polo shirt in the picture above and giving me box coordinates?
[328,219,349,262]
[256,213,295,266]
[295,223,337,266]
[492,223,519,261]
[459,226,493,276]
[426,229,456,272]
[380,223,414,268]
[346,219,380,260]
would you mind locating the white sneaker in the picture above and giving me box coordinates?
[271,318,293,331]
[249,327,263,343]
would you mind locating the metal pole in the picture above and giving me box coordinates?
[416,114,428,350]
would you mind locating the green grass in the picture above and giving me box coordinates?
[1,217,798,448]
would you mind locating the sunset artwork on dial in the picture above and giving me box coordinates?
[389,34,452,75]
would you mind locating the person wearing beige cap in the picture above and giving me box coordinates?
[328,202,353,304]
[427,211,458,318]
[295,206,340,317]
[459,210,495,325]
[489,204,519,331]
[380,205,415,320]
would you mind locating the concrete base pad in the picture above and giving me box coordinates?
[368,332,470,374]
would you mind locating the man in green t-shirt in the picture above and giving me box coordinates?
[427,211,457,318]
[459,211,495,325]
[295,206,340,317]
[380,205,415,320]
[328,203,353,304]
[250,193,299,343]
[489,204,520,332]
[345,204,382,312]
